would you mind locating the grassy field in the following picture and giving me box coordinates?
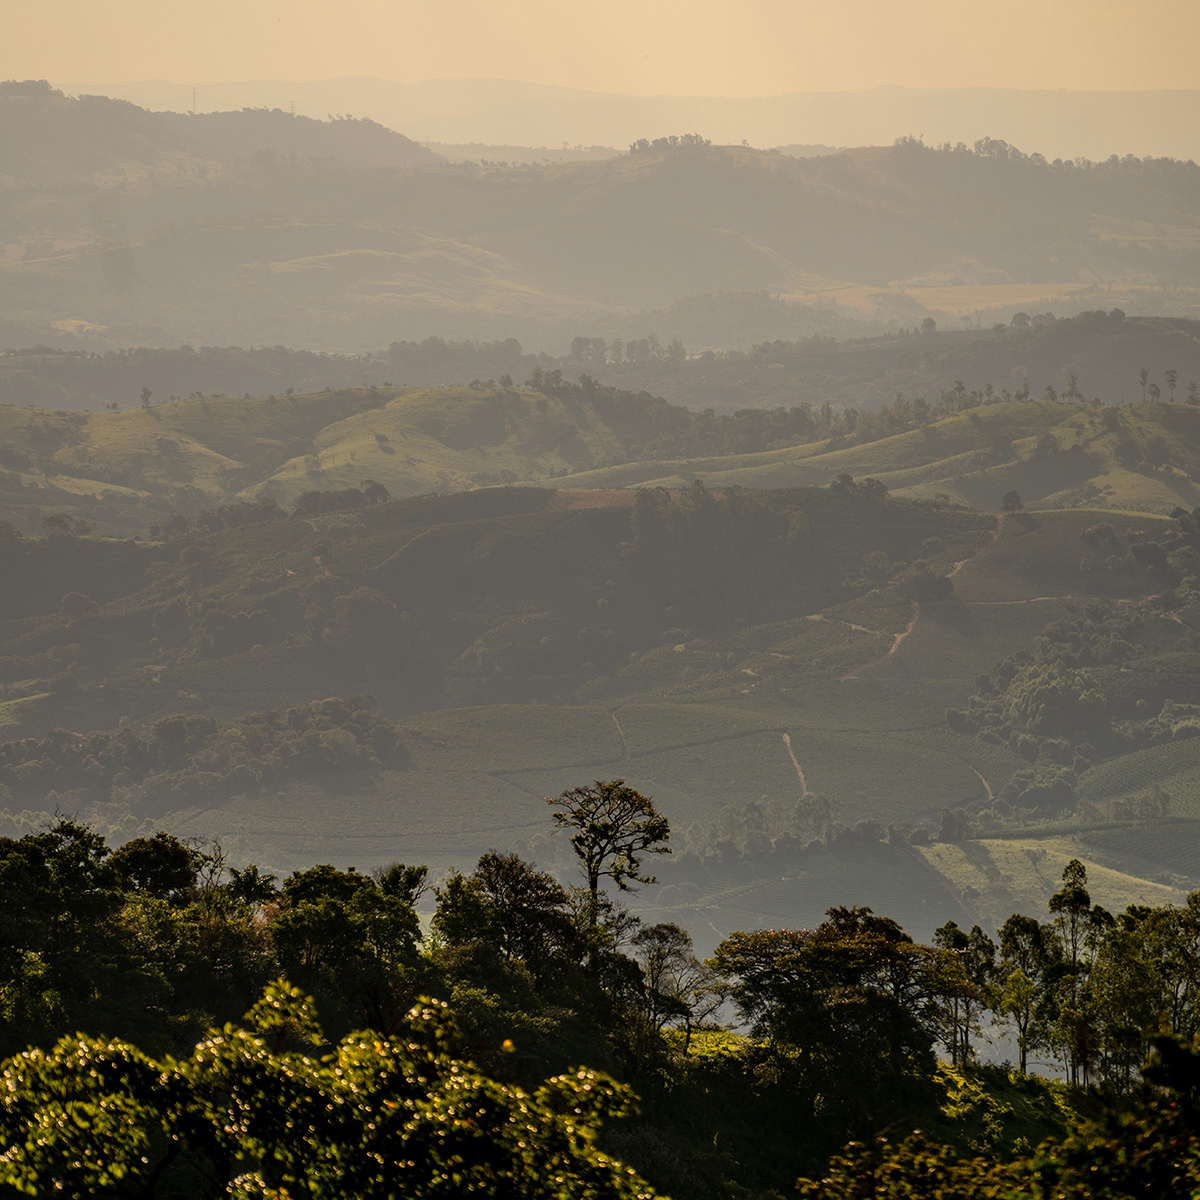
[863,508,1174,700]
[1080,821,1200,886]
[6,391,1200,538]
[919,837,1187,928]
[555,402,1200,514]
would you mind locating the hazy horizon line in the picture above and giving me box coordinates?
[50,76,1200,101]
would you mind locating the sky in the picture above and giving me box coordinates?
[7,0,1200,96]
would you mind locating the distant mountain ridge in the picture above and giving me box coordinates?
[61,77,1200,161]
[0,80,434,188]
[3,81,1200,354]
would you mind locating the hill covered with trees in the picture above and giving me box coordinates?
[4,83,1200,351]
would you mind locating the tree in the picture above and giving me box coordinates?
[109,831,200,904]
[1148,382,1161,402]
[1140,367,1149,402]
[919,317,937,335]
[59,590,99,625]
[631,922,721,1051]
[0,981,660,1199]
[361,478,390,505]
[468,851,574,975]
[375,862,429,907]
[272,865,420,1017]
[548,780,670,927]
[710,909,944,1130]
[1166,369,1178,401]
[1001,490,1024,514]
[997,912,1060,1072]
[1048,858,1092,971]
[1047,859,1106,1083]
[937,807,971,843]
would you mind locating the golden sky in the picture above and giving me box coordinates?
[8,0,1200,95]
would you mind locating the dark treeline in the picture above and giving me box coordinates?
[3,798,1200,1197]
[0,695,406,819]
[0,340,539,412]
[7,311,1200,421]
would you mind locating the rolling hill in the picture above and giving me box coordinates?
[5,83,1200,351]
[6,377,1200,538]
[1,385,1198,949]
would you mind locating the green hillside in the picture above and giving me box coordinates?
[1,425,1198,942]
[554,398,1200,513]
[7,382,1200,538]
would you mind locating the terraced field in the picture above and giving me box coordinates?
[1078,740,1200,820]
[1081,821,1200,886]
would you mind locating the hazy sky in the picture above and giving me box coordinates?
[9,0,1200,96]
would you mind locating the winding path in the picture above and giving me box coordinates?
[610,710,631,760]
[839,602,918,681]
[781,733,809,795]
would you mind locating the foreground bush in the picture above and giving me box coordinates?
[0,980,658,1199]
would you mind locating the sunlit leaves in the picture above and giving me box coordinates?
[0,980,659,1199]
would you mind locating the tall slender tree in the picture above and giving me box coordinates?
[549,780,670,929]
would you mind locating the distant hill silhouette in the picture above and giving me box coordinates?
[0,80,434,188]
[62,77,1200,160]
[156,107,436,168]
[2,82,1199,351]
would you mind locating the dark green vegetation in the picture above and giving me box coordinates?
[4,815,1200,1198]
[577,309,1200,415]
[0,378,1199,1200]
[0,478,994,886]
[5,82,1200,351]
[0,979,658,1199]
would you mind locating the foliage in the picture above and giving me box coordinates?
[549,780,671,922]
[797,1033,1200,1199]
[0,980,659,1199]
[709,907,947,1132]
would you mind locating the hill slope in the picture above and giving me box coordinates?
[5,385,1200,537]
[1,454,1198,948]
[4,85,1200,349]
